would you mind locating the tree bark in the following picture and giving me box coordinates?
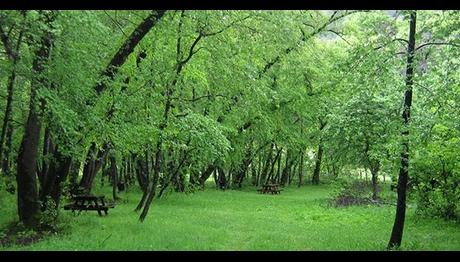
[234,146,252,188]
[16,11,55,228]
[109,154,118,201]
[281,149,291,186]
[95,11,166,95]
[198,164,216,189]
[79,142,107,193]
[311,142,323,185]
[298,149,305,187]
[2,122,14,193]
[266,147,282,184]
[39,144,72,210]
[388,10,416,250]
[370,163,380,201]
[217,166,227,190]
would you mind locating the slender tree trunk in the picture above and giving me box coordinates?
[281,149,291,186]
[311,142,323,185]
[0,71,16,167]
[289,158,299,185]
[371,163,380,201]
[138,145,162,222]
[388,10,416,250]
[277,150,282,182]
[213,169,218,188]
[266,147,282,184]
[260,143,274,184]
[38,126,52,189]
[2,122,14,193]
[298,149,305,187]
[110,155,118,201]
[312,120,326,185]
[79,142,106,193]
[235,146,252,188]
[198,164,216,189]
[256,151,262,186]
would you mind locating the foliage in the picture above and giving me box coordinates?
[1,10,460,250]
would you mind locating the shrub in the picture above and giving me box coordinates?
[331,178,375,207]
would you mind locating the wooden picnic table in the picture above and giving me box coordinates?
[257,183,283,194]
[63,194,114,216]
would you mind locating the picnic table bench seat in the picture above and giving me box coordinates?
[257,184,283,194]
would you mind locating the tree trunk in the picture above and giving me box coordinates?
[138,146,162,222]
[109,155,118,201]
[289,158,299,185]
[69,160,80,193]
[260,143,274,184]
[266,147,282,184]
[311,142,323,185]
[38,126,52,189]
[135,156,148,193]
[79,142,106,193]
[0,69,17,168]
[16,11,55,228]
[277,149,282,182]
[39,144,72,210]
[388,10,416,250]
[198,164,216,189]
[298,149,305,187]
[281,149,291,186]
[234,146,252,188]
[371,163,380,201]
[2,122,14,193]
[217,166,227,190]
[256,151,263,186]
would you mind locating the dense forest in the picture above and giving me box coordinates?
[0,10,459,251]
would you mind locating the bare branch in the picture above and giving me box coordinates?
[326,29,352,45]
[416,41,460,51]
[179,32,203,66]
[201,14,252,37]
[173,93,229,102]
[258,10,363,79]
[103,10,129,38]
[374,38,409,51]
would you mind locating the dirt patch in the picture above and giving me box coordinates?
[0,222,45,248]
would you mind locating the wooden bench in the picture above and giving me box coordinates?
[257,184,283,194]
[63,195,114,216]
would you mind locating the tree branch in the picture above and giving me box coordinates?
[258,10,362,79]
[173,93,229,102]
[415,41,460,51]
[326,29,352,45]
[103,11,129,38]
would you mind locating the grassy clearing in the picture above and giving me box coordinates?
[1,182,459,250]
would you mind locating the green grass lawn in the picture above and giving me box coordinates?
[1,182,459,250]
